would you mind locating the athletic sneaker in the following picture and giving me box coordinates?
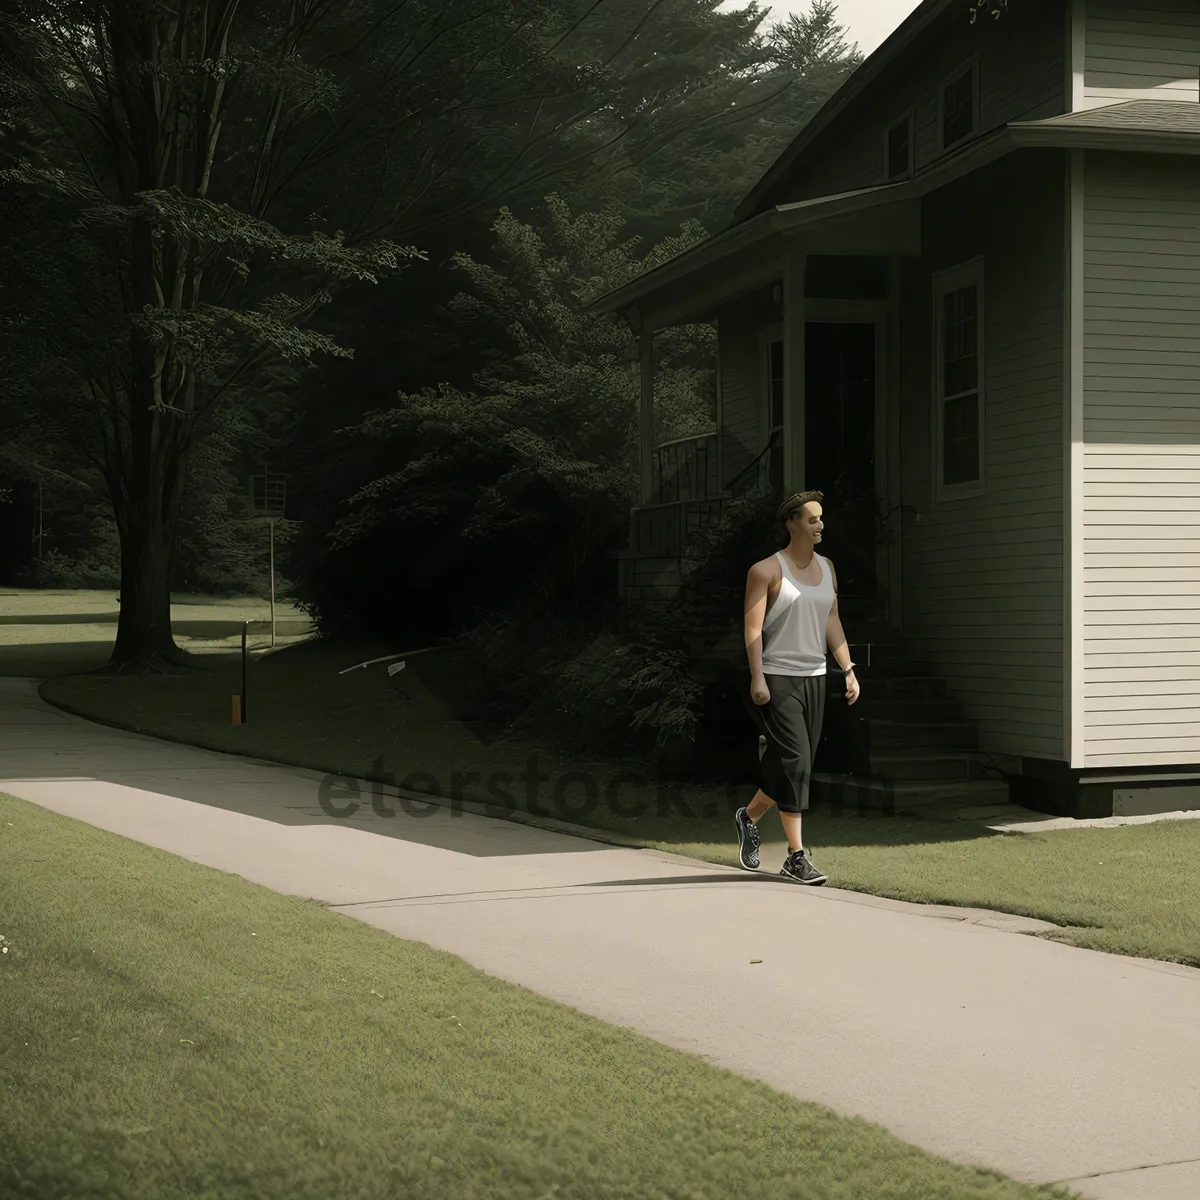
[734,807,760,870]
[780,848,827,886]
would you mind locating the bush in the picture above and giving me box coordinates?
[455,490,783,778]
[20,546,120,590]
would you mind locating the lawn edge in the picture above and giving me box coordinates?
[36,677,670,854]
[40,677,1200,975]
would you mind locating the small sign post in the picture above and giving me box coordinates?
[249,472,287,649]
[269,516,276,647]
[241,620,248,722]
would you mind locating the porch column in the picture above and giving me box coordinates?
[782,245,807,494]
[639,329,655,505]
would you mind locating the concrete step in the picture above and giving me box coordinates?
[867,719,978,751]
[869,750,977,782]
[888,778,1012,812]
[810,775,1010,815]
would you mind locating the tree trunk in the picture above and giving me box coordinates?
[108,332,192,672]
[104,184,195,672]
[111,508,179,669]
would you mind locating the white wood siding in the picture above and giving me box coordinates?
[1081,153,1200,767]
[1083,0,1200,108]
[899,154,1066,760]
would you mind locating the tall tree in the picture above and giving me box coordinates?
[1,0,658,669]
[291,196,717,637]
[0,1,422,668]
[531,0,863,241]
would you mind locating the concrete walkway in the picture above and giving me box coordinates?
[2,676,1197,1200]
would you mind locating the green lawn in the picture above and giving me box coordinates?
[0,587,313,678]
[40,637,1200,969]
[0,792,1077,1200]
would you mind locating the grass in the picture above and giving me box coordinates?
[0,791,1078,1200]
[37,636,1200,969]
[0,587,312,678]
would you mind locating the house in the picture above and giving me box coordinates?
[590,0,1200,819]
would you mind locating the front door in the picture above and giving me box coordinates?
[805,321,877,608]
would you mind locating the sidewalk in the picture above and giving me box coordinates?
[2,676,1198,1200]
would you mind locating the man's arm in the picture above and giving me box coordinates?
[744,561,771,678]
[825,560,855,675]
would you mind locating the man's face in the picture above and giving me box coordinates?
[788,502,823,544]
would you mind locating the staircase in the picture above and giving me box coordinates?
[690,618,1011,817]
[619,436,778,603]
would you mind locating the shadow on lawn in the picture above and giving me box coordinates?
[18,637,1018,861]
[0,611,122,625]
[0,612,312,636]
[0,641,115,679]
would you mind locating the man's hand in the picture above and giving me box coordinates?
[750,675,771,706]
[845,670,860,706]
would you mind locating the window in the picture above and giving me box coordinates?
[885,114,913,179]
[940,63,977,149]
[933,261,984,495]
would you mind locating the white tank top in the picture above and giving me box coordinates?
[760,552,834,677]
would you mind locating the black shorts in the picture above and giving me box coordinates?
[741,672,826,814]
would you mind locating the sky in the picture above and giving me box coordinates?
[731,0,926,58]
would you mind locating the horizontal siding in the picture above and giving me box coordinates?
[899,154,1066,760]
[717,290,778,491]
[781,1,1065,203]
[717,318,760,490]
[1081,153,1200,767]
[1084,0,1200,106]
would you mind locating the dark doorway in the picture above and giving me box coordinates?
[805,322,877,606]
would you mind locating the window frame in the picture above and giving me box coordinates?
[937,57,980,153]
[931,257,986,502]
[883,106,915,182]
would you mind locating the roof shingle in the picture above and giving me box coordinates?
[1014,100,1200,136]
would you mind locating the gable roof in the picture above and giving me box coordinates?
[732,0,956,223]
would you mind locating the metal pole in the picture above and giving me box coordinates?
[241,620,248,723]
[269,517,276,648]
[37,476,43,559]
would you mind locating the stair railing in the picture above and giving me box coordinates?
[655,431,717,504]
[724,431,782,500]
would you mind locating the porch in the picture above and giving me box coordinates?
[590,182,923,621]
[616,432,780,603]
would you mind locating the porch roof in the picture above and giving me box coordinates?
[587,182,909,326]
[1009,101,1200,153]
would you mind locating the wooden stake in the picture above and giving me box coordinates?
[241,620,248,723]
[230,694,243,724]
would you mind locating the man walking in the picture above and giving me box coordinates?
[734,491,860,884]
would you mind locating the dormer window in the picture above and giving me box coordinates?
[886,113,913,179]
[940,63,978,149]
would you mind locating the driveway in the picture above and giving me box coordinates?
[1,676,1197,1200]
